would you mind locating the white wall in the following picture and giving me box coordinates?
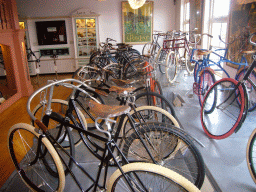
[16,0,177,53]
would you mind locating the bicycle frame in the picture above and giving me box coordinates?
[27,79,161,191]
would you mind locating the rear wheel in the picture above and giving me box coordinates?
[198,69,216,106]
[165,51,178,84]
[142,43,154,56]
[236,68,256,112]
[156,48,168,74]
[8,123,65,192]
[107,163,200,192]
[135,91,176,118]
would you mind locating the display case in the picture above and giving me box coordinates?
[72,11,99,68]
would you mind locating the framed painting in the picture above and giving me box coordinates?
[227,1,256,66]
[122,1,153,44]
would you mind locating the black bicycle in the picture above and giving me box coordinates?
[201,32,256,139]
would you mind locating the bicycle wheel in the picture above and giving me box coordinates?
[123,58,145,80]
[119,105,181,140]
[156,48,167,74]
[32,99,87,147]
[8,123,65,192]
[247,128,256,184]
[135,91,176,118]
[152,80,163,95]
[142,43,154,56]
[198,69,216,106]
[122,123,205,189]
[236,68,256,112]
[107,162,200,192]
[165,51,178,84]
[201,78,246,139]
[185,50,195,74]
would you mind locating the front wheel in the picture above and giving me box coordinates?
[8,123,65,192]
[107,163,200,192]
[247,128,256,184]
[201,78,246,139]
[121,123,205,189]
[165,51,178,84]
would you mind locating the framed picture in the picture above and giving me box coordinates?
[122,1,153,44]
[227,1,256,65]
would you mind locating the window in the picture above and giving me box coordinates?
[203,0,231,49]
[180,0,190,32]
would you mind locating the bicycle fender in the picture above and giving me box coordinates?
[198,67,215,76]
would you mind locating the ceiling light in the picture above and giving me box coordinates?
[128,0,146,9]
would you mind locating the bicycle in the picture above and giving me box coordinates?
[8,80,202,191]
[200,32,256,139]
[26,78,205,188]
[165,30,203,85]
[142,31,167,58]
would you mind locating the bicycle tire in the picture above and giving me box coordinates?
[156,48,167,74]
[135,91,176,118]
[165,51,178,84]
[201,78,246,139]
[122,123,205,189]
[142,43,154,56]
[41,112,75,177]
[153,80,163,95]
[31,99,87,147]
[246,128,256,184]
[119,105,181,141]
[193,61,201,83]
[185,50,195,74]
[236,68,256,112]
[123,58,145,80]
[8,123,65,192]
[198,69,216,106]
[107,162,200,192]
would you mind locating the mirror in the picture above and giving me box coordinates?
[189,0,203,35]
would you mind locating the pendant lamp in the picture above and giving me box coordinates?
[128,0,146,9]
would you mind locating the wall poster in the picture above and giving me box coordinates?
[122,1,153,44]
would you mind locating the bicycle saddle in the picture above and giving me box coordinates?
[242,50,256,55]
[109,86,136,95]
[88,99,131,118]
[112,79,136,86]
[197,50,212,56]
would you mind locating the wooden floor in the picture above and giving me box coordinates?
[0,73,73,188]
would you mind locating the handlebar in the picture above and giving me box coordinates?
[27,79,100,121]
[249,32,256,47]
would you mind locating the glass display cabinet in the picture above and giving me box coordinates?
[72,10,99,68]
